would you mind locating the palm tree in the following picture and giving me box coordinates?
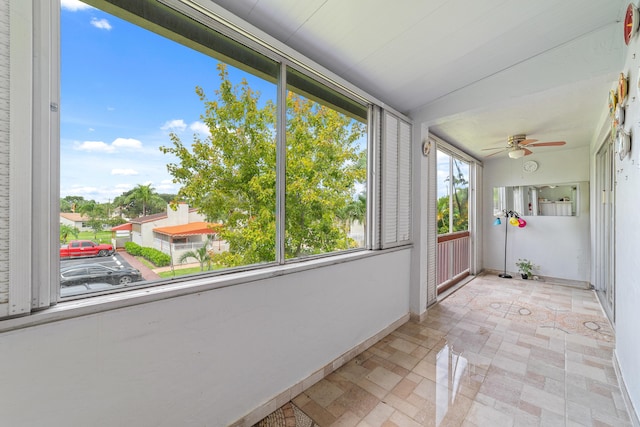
[178,239,212,271]
[125,184,165,217]
[60,224,79,243]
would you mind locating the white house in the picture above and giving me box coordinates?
[59,212,90,232]
[129,203,206,247]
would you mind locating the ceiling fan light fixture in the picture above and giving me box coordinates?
[508,149,526,159]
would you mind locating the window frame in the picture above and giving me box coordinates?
[0,0,412,323]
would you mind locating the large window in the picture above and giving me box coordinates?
[0,0,411,318]
[59,0,368,297]
[285,68,368,258]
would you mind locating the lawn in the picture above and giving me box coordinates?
[77,231,112,244]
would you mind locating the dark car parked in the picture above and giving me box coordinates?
[60,264,142,287]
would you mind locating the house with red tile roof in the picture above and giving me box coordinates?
[113,203,223,262]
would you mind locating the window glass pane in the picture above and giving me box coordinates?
[285,68,368,258]
[451,158,469,232]
[61,1,278,296]
[436,150,451,234]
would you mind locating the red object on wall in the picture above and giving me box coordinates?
[624,3,638,46]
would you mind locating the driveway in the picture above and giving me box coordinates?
[115,250,161,281]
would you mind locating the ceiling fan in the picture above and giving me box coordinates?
[483,134,566,159]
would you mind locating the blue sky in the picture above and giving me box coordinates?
[60,0,276,203]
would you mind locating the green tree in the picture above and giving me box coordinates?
[59,223,79,243]
[161,63,365,267]
[76,201,113,239]
[437,195,450,234]
[285,91,366,257]
[178,241,212,272]
[60,195,91,213]
[124,184,167,217]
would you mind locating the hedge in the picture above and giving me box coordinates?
[124,242,171,267]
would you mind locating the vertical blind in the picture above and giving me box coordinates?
[0,0,10,316]
[426,137,438,305]
[382,111,412,248]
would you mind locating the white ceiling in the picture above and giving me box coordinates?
[207,0,627,158]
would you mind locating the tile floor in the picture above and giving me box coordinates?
[262,274,633,426]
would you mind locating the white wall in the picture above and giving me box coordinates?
[606,30,640,421]
[483,147,590,281]
[0,249,411,427]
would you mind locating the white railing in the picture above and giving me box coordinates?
[437,231,470,291]
[172,241,206,252]
[154,239,208,253]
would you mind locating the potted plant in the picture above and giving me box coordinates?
[515,258,537,279]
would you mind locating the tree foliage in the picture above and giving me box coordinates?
[437,160,469,234]
[161,63,366,267]
[59,224,79,243]
[178,239,213,272]
[114,184,167,218]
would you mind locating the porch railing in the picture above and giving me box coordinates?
[437,231,470,293]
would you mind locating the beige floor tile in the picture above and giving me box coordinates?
[387,350,420,371]
[465,401,514,426]
[332,411,362,427]
[365,366,403,391]
[388,410,423,427]
[521,384,565,416]
[256,274,632,427]
[363,402,395,425]
[305,379,345,408]
[389,337,419,354]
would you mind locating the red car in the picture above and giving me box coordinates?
[60,240,114,259]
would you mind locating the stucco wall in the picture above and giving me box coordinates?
[0,249,411,426]
[482,146,590,281]
[608,28,640,422]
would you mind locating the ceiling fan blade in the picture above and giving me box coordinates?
[519,139,538,146]
[527,141,566,147]
[484,149,507,158]
[523,148,533,156]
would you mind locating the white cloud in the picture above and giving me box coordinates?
[91,17,112,31]
[60,0,93,11]
[156,182,178,192]
[111,169,139,176]
[112,138,142,150]
[190,121,211,136]
[60,185,119,203]
[76,140,114,153]
[75,137,142,153]
[161,119,187,132]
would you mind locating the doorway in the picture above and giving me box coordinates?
[435,148,471,294]
[594,139,615,322]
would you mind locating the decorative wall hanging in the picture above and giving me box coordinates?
[615,103,626,128]
[616,128,631,160]
[624,3,639,45]
[618,72,629,104]
[421,139,432,156]
[608,89,617,118]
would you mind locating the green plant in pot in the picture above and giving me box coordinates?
[515,258,537,279]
